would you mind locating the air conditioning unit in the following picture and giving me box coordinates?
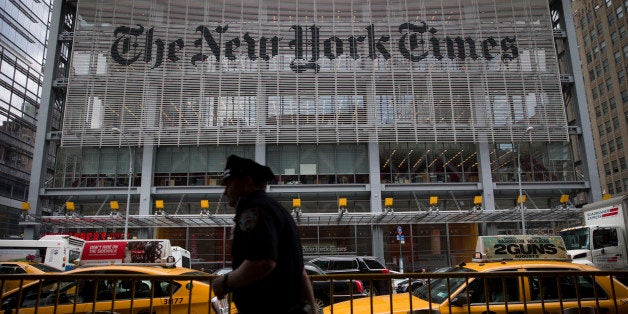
[53,78,68,87]
[58,32,74,42]
[568,126,582,135]
[559,74,574,83]
[553,29,566,38]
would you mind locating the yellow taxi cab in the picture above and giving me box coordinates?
[0,262,61,293]
[0,265,218,314]
[324,235,628,314]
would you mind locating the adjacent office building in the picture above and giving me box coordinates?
[0,0,52,237]
[23,0,602,271]
[572,0,628,198]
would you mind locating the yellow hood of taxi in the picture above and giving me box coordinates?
[324,294,433,314]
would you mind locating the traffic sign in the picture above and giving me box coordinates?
[396,225,403,235]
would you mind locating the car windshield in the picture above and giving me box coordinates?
[412,267,475,304]
[179,270,213,284]
[28,263,62,273]
[560,227,590,250]
[362,258,385,270]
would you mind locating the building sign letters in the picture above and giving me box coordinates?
[111,22,519,73]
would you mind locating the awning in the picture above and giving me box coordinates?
[24,207,582,229]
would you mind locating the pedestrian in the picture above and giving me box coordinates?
[211,155,315,314]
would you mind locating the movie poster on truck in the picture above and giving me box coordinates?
[79,240,166,265]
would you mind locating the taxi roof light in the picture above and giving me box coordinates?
[472,235,571,262]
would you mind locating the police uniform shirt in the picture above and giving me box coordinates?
[231,190,304,313]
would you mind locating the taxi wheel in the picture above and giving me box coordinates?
[363,287,379,296]
[313,297,326,312]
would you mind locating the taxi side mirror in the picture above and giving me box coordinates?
[450,294,468,307]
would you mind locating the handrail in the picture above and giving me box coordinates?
[1,270,627,313]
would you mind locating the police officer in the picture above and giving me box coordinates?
[212,155,315,314]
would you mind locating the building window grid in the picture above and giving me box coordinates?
[612,31,619,45]
[606,78,614,91]
[380,143,479,184]
[608,12,616,26]
[58,0,570,146]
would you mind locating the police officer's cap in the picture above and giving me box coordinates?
[220,155,275,185]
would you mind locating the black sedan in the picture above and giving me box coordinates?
[305,263,368,310]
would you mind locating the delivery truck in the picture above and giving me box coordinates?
[0,235,86,271]
[559,194,628,270]
[78,239,191,268]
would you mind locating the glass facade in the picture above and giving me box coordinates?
[23,0,600,272]
[0,0,52,237]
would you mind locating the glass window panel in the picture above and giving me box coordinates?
[266,145,280,175]
[227,146,253,160]
[208,146,227,172]
[155,147,173,172]
[336,145,354,173]
[171,146,189,172]
[0,60,14,78]
[319,144,334,174]
[82,148,100,174]
[300,145,317,174]
[100,147,117,174]
[0,85,10,104]
[281,146,298,175]
[189,146,208,172]
[355,145,369,173]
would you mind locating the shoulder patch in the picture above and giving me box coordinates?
[239,208,259,232]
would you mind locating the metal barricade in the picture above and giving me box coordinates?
[1,270,627,313]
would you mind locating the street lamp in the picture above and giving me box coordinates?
[112,127,132,239]
[517,126,534,235]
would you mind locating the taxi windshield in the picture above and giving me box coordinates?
[560,227,590,250]
[412,267,475,304]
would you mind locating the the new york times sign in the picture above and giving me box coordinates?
[110,22,519,73]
